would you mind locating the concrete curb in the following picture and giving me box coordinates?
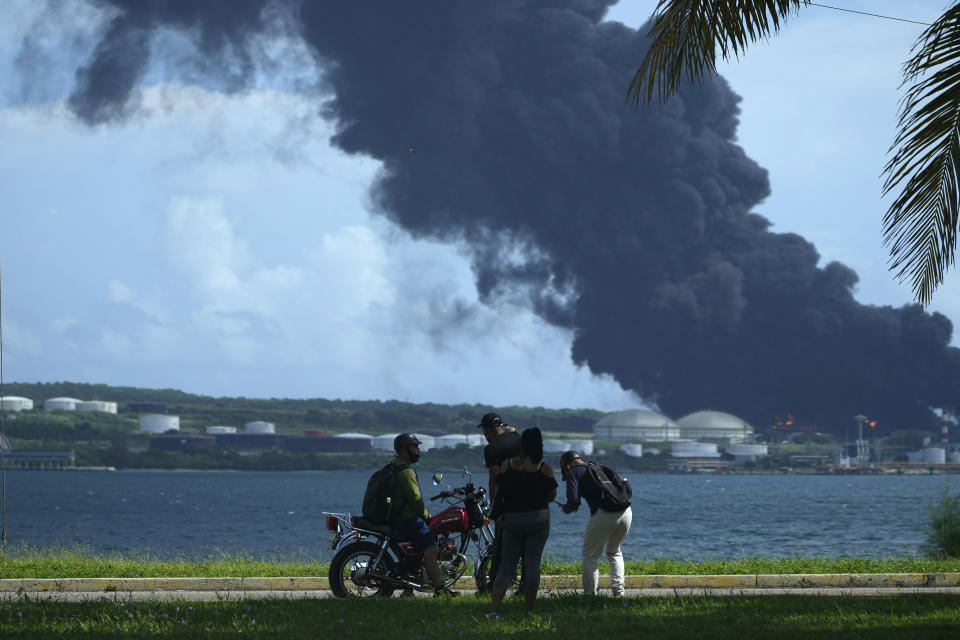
[1,574,958,593]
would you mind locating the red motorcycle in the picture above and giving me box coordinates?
[324,469,495,597]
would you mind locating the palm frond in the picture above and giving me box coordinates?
[883,5,960,306]
[628,0,808,105]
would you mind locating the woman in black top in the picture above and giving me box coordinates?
[488,427,558,619]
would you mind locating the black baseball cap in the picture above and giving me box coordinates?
[477,412,503,430]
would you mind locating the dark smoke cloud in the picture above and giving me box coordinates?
[41,0,960,433]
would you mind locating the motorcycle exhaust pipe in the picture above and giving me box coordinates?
[367,571,433,592]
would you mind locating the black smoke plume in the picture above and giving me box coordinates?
[41,0,960,433]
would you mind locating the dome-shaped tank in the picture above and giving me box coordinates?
[676,411,753,442]
[593,409,680,441]
[334,432,373,439]
[44,397,80,411]
[205,426,236,435]
[244,421,275,434]
[140,415,180,433]
[0,396,34,411]
[671,442,720,458]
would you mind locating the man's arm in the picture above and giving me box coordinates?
[562,468,582,514]
[488,465,499,501]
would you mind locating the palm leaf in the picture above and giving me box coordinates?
[628,0,809,105]
[883,5,960,306]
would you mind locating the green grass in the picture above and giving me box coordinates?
[3,545,960,579]
[0,594,958,638]
[928,483,960,557]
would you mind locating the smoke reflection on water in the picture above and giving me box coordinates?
[5,470,950,561]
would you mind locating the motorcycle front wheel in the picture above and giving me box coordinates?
[329,541,397,598]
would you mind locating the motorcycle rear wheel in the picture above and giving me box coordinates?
[329,541,397,598]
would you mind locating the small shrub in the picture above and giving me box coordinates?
[927,483,960,557]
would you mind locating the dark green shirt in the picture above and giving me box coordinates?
[390,456,428,520]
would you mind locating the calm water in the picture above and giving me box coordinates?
[2,470,952,561]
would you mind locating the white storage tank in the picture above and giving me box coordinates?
[620,444,644,457]
[435,435,470,448]
[671,442,720,458]
[465,434,486,447]
[726,443,769,462]
[244,421,275,434]
[371,433,399,452]
[907,447,946,464]
[565,438,594,456]
[543,439,568,454]
[77,400,117,413]
[205,426,236,435]
[44,397,80,411]
[412,434,435,452]
[593,409,680,441]
[140,415,180,433]
[0,396,34,411]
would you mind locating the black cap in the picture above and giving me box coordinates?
[394,433,422,452]
[477,412,503,430]
[559,450,582,466]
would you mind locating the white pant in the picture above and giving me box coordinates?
[582,506,632,595]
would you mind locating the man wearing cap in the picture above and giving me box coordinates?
[391,433,457,597]
[477,412,522,592]
[558,450,633,596]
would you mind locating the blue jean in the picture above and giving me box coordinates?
[493,509,550,591]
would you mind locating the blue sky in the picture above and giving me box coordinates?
[0,1,954,410]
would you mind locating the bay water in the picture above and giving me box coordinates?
[4,470,952,561]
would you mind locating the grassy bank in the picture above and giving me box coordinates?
[3,547,960,579]
[1,594,959,638]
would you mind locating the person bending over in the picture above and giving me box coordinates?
[558,450,632,596]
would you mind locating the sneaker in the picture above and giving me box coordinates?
[434,585,459,598]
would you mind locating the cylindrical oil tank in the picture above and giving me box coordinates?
[435,435,469,448]
[412,434,435,451]
[140,415,180,433]
[725,444,768,457]
[671,442,720,458]
[334,432,373,439]
[77,400,117,413]
[543,439,567,453]
[244,421,275,434]
[565,439,594,455]
[908,447,947,464]
[466,434,486,447]
[205,426,236,435]
[620,444,644,457]
[44,397,80,411]
[372,433,400,451]
[0,396,34,411]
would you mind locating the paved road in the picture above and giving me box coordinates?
[5,587,960,602]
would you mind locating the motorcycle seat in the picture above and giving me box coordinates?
[351,515,406,539]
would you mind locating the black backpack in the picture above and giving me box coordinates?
[585,462,632,512]
[362,462,409,524]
